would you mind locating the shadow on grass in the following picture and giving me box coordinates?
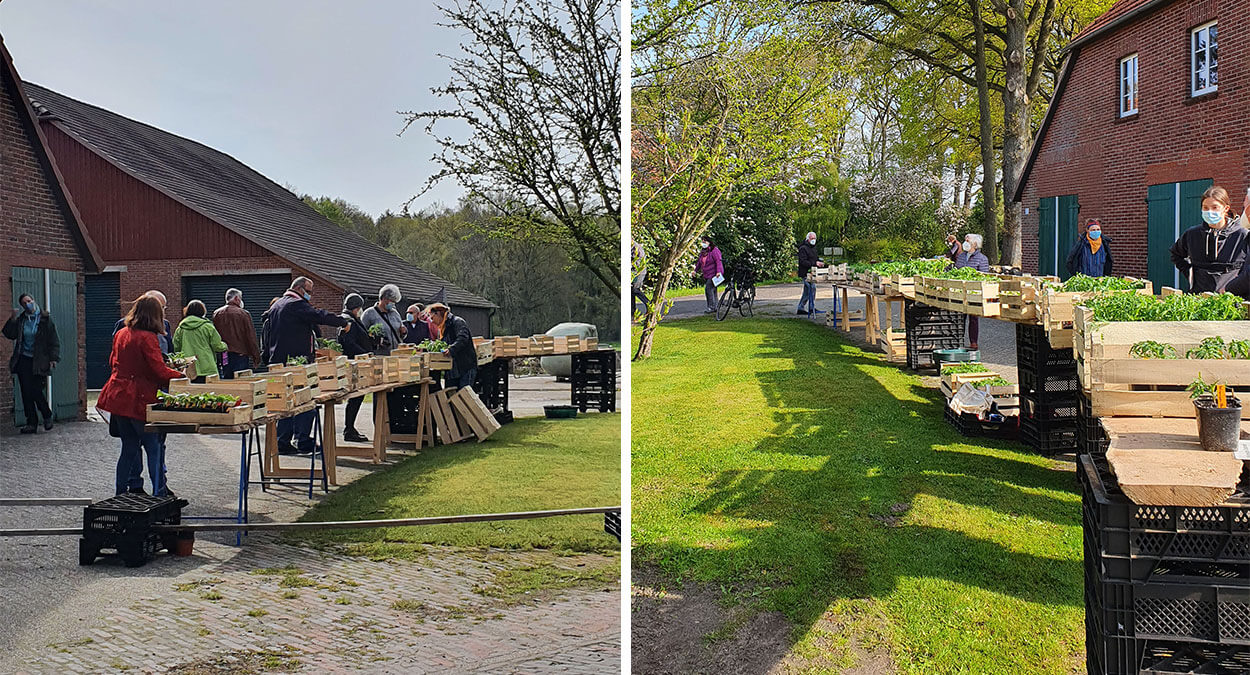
[633,317,1082,669]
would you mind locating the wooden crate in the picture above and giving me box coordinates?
[424,351,453,371]
[267,363,319,390]
[939,380,1020,413]
[316,355,350,392]
[494,336,522,358]
[1041,279,1153,348]
[476,340,496,365]
[826,262,849,282]
[997,275,1057,324]
[399,354,428,382]
[430,386,467,444]
[914,276,1002,317]
[530,335,555,355]
[146,402,254,426]
[390,344,417,356]
[168,377,267,420]
[349,357,380,389]
[882,274,917,299]
[253,372,301,412]
[1074,305,1250,418]
[449,387,502,442]
[583,336,599,351]
[939,368,1001,391]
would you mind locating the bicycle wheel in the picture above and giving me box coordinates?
[739,284,755,317]
[716,284,734,321]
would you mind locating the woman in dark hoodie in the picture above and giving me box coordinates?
[337,293,376,443]
[3,294,59,433]
[1170,186,1249,293]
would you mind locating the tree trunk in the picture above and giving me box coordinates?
[963,165,977,210]
[952,163,964,206]
[1000,0,1029,266]
[970,1,999,264]
[634,247,680,360]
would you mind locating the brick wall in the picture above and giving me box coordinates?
[1019,0,1250,276]
[0,72,88,432]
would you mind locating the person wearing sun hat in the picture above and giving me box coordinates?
[426,303,476,389]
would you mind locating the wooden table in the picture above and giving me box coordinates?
[830,283,866,333]
[319,380,433,485]
[1101,417,1247,506]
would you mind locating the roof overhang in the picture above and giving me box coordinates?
[0,34,103,273]
[1063,0,1174,54]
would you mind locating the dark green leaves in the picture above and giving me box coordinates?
[1086,292,1247,322]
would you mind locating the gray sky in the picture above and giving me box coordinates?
[0,0,472,216]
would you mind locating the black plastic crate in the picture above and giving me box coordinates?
[387,385,424,434]
[1089,630,1250,674]
[473,359,510,413]
[1021,396,1080,421]
[1019,368,1081,399]
[905,301,965,328]
[1078,393,1110,455]
[943,405,1018,439]
[1087,571,1250,645]
[81,493,188,567]
[1020,416,1078,454]
[604,510,621,540]
[907,336,963,370]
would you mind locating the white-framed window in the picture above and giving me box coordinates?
[1120,54,1139,116]
[1191,21,1218,96]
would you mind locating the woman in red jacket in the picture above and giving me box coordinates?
[98,296,186,496]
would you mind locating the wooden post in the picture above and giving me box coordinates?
[322,400,338,486]
[265,421,278,474]
[372,390,389,464]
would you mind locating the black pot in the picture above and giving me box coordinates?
[1194,396,1242,452]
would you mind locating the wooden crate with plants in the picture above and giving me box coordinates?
[915,273,1002,317]
[168,376,267,420]
[997,275,1057,324]
[147,390,255,426]
[316,355,351,392]
[938,362,1003,391]
[267,361,320,397]
[1040,275,1153,348]
[1074,291,1250,418]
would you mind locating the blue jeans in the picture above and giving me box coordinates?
[705,278,718,312]
[798,280,817,314]
[277,410,317,452]
[115,416,166,495]
[446,366,478,390]
[221,353,252,379]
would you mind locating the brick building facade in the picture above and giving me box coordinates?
[0,35,101,432]
[1014,0,1249,290]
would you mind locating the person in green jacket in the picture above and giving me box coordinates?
[173,300,228,383]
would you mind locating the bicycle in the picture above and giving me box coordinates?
[715,269,756,321]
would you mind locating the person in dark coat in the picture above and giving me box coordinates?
[427,303,476,389]
[402,303,434,345]
[944,234,961,262]
[335,293,377,444]
[955,233,991,351]
[4,294,59,433]
[267,277,350,455]
[1066,219,1113,278]
[1171,185,1249,293]
[796,232,823,317]
[98,296,186,495]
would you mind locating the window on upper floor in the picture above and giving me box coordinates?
[1120,54,1138,116]
[1192,21,1218,96]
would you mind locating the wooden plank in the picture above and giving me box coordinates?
[449,391,490,441]
[1102,417,1245,506]
[463,388,502,434]
[146,403,253,426]
[431,387,465,444]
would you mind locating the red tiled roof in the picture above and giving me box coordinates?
[1070,0,1172,47]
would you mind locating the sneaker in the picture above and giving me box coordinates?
[19,424,36,434]
[126,487,148,496]
[796,309,806,315]
[704,308,715,314]
[43,418,53,432]
[343,429,369,443]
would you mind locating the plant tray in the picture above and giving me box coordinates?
[1042,280,1154,349]
[146,402,253,426]
[1074,307,1250,418]
[914,276,1003,317]
[168,377,267,419]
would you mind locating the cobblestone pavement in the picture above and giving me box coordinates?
[0,394,621,673]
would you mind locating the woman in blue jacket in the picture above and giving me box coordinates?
[1066,219,1112,278]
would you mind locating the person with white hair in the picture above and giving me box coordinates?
[212,288,261,378]
[796,231,824,317]
[112,290,173,355]
[956,233,991,350]
[360,283,407,355]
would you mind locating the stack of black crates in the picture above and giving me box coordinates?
[571,349,617,413]
[905,301,964,370]
[473,359,511,417]
[1016,323,1080,454]
[1081,453,1250,673]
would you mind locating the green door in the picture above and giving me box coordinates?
[10,267,45,426]
[1058,195,1080,280]
[1146,179,1211,292]
[48,270,79,420]
[1038,197,1055,276]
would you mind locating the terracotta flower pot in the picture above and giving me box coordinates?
[172,531,195,557]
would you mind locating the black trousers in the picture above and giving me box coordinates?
[344,396,364,432]
[14,355,52,426]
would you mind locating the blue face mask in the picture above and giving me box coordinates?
[1203,210,1225,226]
[1088,230,1101,240]
[24,302,35,314]
[303,292,312,302]
[406,313,414,322]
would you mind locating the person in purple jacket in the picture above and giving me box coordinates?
[695,234,724,314]
[955,233,991,350]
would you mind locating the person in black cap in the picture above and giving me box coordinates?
[337,293,376,443]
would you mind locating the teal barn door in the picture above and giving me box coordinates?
[1058,195,1080,280]
[1038,198,1055,276]
[48,270,79,420]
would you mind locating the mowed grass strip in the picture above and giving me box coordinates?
[632,318,1083,673]
[291,414,621,553]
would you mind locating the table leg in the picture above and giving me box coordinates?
[415,383,430,449]
[236,431,246,547]
[372,392,388,464]
[265,422,278,475]
[840,288,850,333]
[322,401,338,486]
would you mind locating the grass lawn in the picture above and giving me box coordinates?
[292,414,621,559]
[632,318,1082,673]
[663,277,792,298]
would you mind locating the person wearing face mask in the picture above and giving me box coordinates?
[1170,186,1249,293]
[796,232,825,317]
[695,235,724,314]
[361,284,407,355]
[4,294,60,433]
[426,303,476,389]
[212,288,261,379]
[402,303,434,345]
[944,234,961,262]
[113,290,173,356]
[337,293,377,443]
[955,234,990,351]
[266,276,350,455]
[1066,218,1113,278]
